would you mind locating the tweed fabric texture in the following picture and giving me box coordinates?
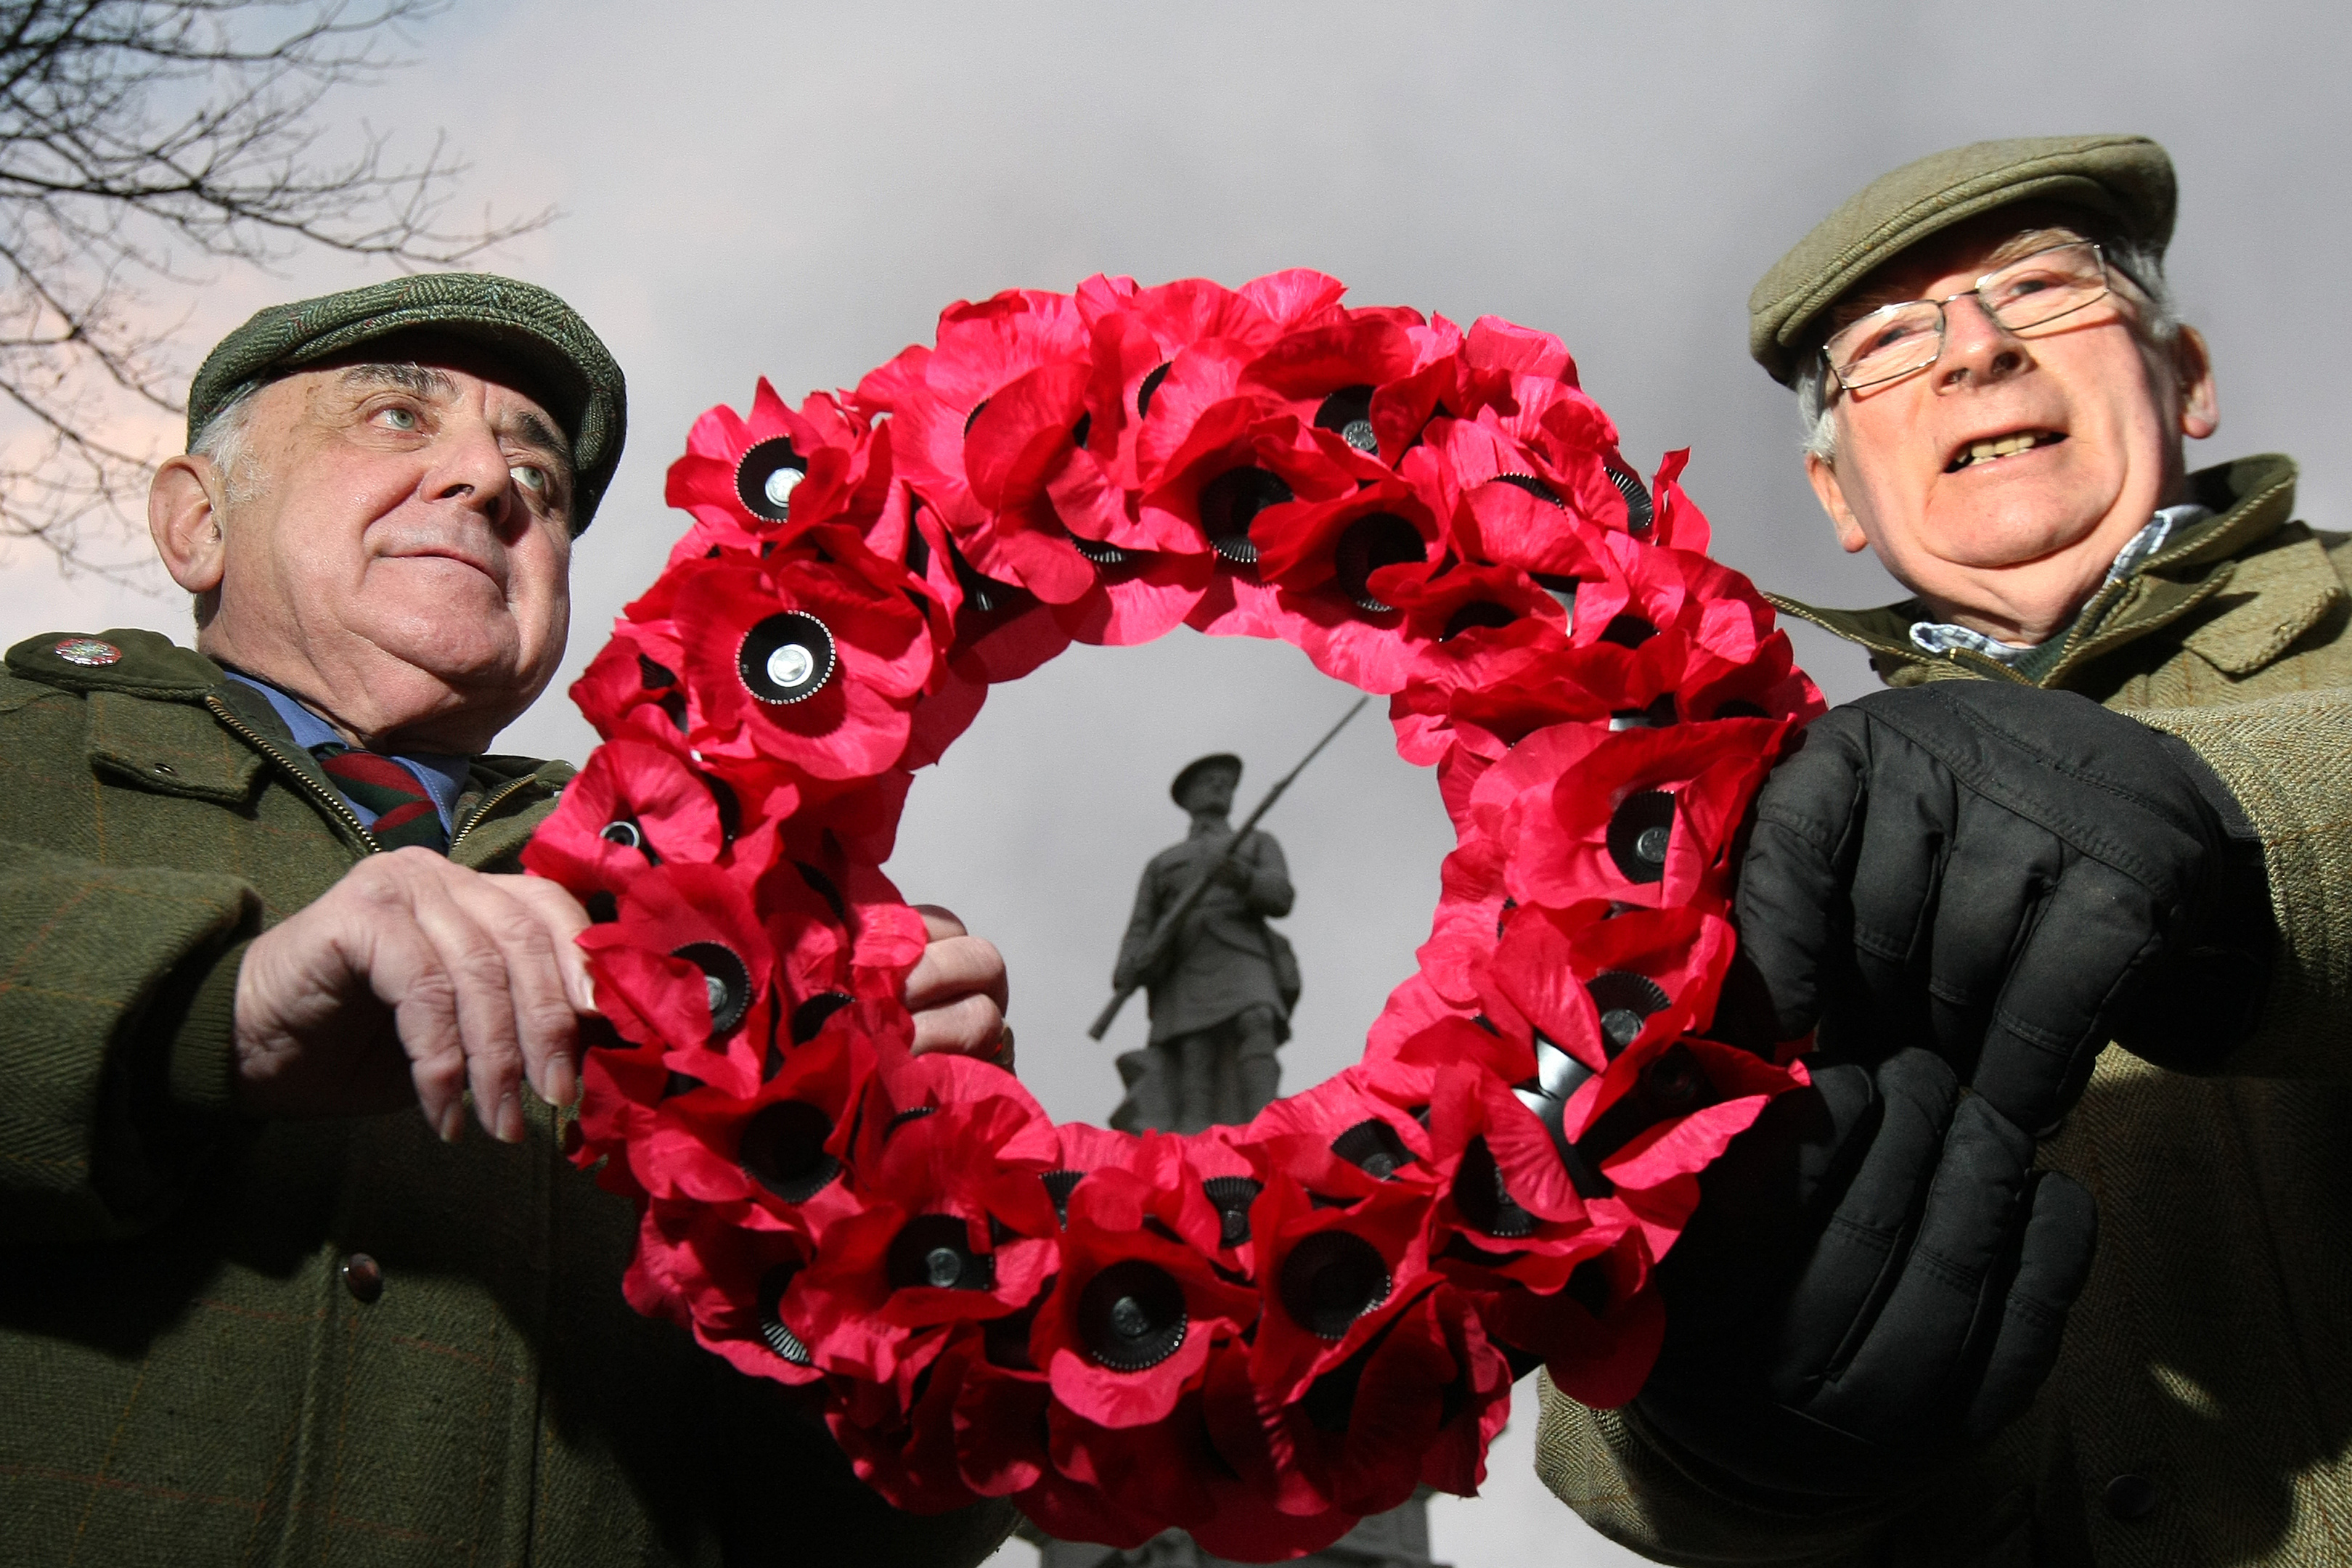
[0,629,1016,1567]
[1537,454,2352,1567]
[1747,135,2175,385]
[185,273,628,531]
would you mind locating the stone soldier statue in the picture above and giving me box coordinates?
[1043,750,1443,1567]
[1109,753,1299,1135]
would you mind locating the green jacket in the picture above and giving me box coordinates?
[1537,455,2352,1567]
[0,631,1013,1567]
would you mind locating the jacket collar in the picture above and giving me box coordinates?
[3,626,565,800]
[1769,454,2311,688]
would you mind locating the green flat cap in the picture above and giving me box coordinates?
[1748,134,2176,385]
[187,273,628,532]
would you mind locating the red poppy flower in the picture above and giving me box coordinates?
[1484,899,1738,1078]
[791,1087,1058,1389]
[621,1199,826,1387]
[523,740,727,902]
[1473,1229,1667,1409]
[1242,1135,1440,1405]
[1074,273,1289,499]
[826,1334,993,1516]
[1032,1158,1259,1423]
[570,618,694,751]
[888,289,1107,604]
[1464,717,1788,915]
[576,860,773,1063]
[664,379,889,556]
[671,552,934,782]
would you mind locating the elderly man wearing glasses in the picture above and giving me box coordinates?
[1537,136,2352,1566]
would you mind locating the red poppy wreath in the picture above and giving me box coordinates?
[526,270,1824,1559]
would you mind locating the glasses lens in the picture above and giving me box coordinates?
[1982,242,2108,333]
[1826,301,1945,388]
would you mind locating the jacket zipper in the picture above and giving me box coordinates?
[204,694,383,854]
[448,772,539,858]
[205,694,545,861]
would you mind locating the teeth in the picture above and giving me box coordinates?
[1953,431,2054,470]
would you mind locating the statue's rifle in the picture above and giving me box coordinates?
[1087,696,1370,1041]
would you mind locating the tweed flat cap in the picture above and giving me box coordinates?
[1747,134,2176,385]
[187,273,628,531]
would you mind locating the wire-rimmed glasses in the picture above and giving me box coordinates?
[1822,240,2115,393]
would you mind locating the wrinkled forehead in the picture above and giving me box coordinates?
[280,330,574,462]
[1821,203,2107,340]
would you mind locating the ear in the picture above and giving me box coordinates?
[148,455,226,592]
[2173,324,2219,441]
[1805,452,1871,555]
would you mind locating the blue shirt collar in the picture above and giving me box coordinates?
[221,671,470,833]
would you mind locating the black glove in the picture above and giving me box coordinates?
[1634,1048,2096,1500]
[1729,681,2269,1130]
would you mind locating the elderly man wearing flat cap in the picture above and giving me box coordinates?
[0,277,1016,1566]
[1538,136,2352,1566]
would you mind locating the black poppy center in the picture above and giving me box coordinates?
[1492,472,1565,508]
[1069,534,1132,566]
[1453,1135,1537,1239]
[1197,466,1292,564]
[1587,971,1671,1055]
[1442,600,1519,640]
[1135,361,1173,417]
[735,437,808,523]
[739,1101,842,1202]
[756,1263,814,1365]
[1607,464,1655,535]
[1330,1118,1412,1180]
[1313,384,1379,454]
[1077,1259,1189,1371]
[738,612,837,705]
[886,1214,992,1292]
[1605,790,1676,884]
[1333,512,1425,613]
[670,941,751,1036]
[1201,1175,1262,1249]
[788,991,854,1045]
[1041,1169,1086,1225]
[1279,1230,1392,1339]
[1600,613,1658,648]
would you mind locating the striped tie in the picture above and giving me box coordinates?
[314,745,450,854]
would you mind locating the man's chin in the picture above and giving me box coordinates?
[1922,483,2124,572]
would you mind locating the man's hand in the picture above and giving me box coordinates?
[232,849,594,1141]
[907,905,1011,1064]
[1636,1049,2097,1500]
[1732,681,2259,1130]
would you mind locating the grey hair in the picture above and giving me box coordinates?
[188,382,266,515]
[1794,230,2181,466]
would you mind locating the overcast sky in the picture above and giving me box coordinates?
[9,3,2351,1561]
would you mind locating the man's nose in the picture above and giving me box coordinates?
[1935,293,2030,390]
[425,420,521,530]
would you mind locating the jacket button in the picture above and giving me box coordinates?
[340,1252,383,1304]
[2104,1472,2158,1521]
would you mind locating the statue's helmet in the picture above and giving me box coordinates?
[1170,753,1243,809]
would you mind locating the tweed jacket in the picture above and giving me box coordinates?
[1536,455,2352,1567]
[0,630,1013,1567]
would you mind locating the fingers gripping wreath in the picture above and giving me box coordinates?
[525,271,1821,1558]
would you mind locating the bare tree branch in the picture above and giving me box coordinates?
[0,0,551,576]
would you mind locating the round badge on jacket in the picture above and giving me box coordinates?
[51,637,121,666]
